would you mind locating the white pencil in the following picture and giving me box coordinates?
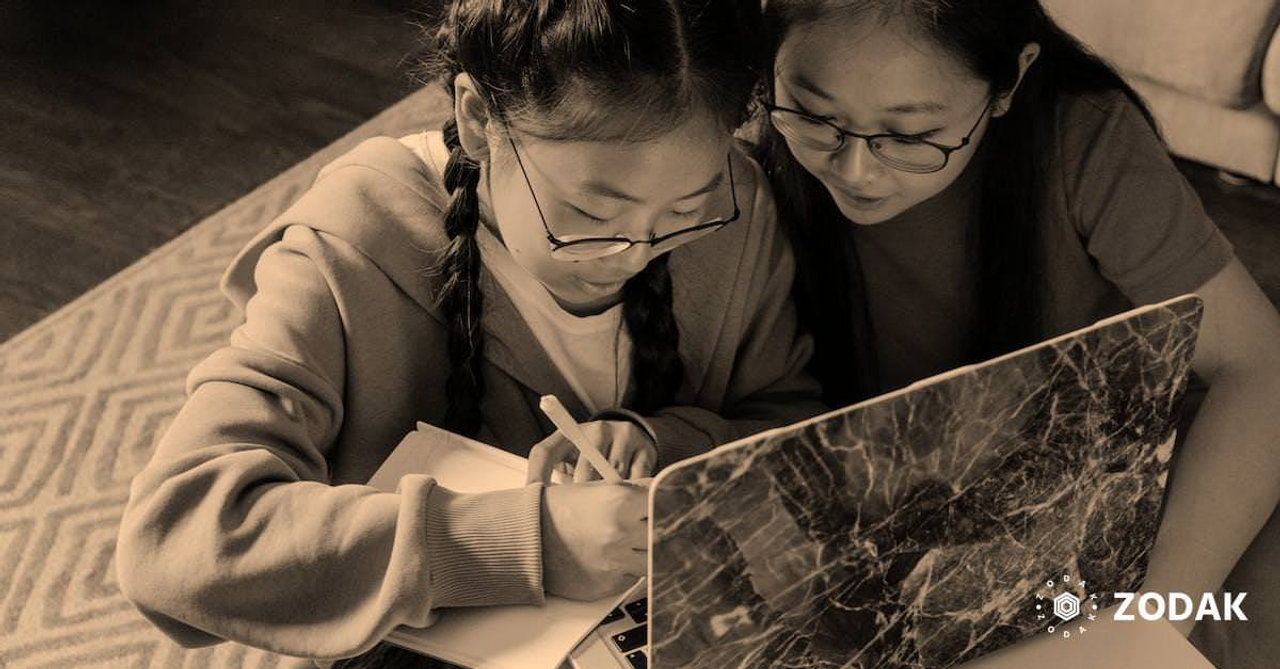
[538,395,623,483]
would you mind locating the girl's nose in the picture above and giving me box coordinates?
[603,242,654,276]
[831,137,884,187]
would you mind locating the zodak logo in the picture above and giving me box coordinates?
[1034,573,1247,640]
[1112,592,1248,623]
[1035,574,1099,638]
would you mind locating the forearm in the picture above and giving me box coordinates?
[1141,367,1280,632]
[642,394,828,468]
[118,447,545,658]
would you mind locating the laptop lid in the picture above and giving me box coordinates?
[648,295,1203,668]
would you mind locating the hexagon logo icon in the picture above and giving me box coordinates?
[1053,592,1082,622]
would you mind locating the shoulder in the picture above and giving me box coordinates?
[221,135,454,313]
[306,135,452,218]
[1052,88,1162,168]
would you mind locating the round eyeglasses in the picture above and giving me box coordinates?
[507,134,740,261]
[764,99,992,174]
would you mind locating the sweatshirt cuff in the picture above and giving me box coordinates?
[423,483,545,609]
[647,416,716,469]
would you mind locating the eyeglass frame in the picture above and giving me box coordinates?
[504,133,741,260]
[762,98,993,174]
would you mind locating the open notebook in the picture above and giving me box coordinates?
[366,422,643,669]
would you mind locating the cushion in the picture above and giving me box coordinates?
[1266,25,1280,114]
[1044,0,1280,108]
[1128,75,1280,182]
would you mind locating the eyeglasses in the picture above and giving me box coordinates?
[764,99,992,174]
[506,135,740,261]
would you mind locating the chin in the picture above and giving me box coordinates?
[834,201,904,226]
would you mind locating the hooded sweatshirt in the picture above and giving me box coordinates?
[115,134,824,660]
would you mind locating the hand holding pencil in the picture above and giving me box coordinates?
[527,395,658,484]
[532,395,651,601]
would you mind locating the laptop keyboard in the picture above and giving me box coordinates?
[604,597,648,668]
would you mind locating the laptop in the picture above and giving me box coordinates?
[572,294,1202,668]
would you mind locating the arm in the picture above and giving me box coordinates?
[115,230,544,659]
[1140,259,1280,635]
[1058,93,1280,634]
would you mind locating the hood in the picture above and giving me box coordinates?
[217,135,601,418]
[221,136,452,320]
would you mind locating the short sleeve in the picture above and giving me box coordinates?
[1058,91,1234,304]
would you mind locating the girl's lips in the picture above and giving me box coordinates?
[835,185,893,209]
[838,185,890,201]
[575,276,628,295]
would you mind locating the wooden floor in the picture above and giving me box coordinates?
[1,1,1278,343]
[0,0,425,341]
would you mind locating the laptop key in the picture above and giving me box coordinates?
[601,607,625,624]
[612,624,647,653]
[624,598,648,622]
[625,650,647,669]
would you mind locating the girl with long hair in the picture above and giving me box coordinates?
[757,1,1280,665]
[116,1,824,665]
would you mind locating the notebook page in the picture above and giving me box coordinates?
[367,422,638,669]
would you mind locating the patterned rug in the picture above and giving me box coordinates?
[0,86,451,668]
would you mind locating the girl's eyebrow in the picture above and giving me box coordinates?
[784,73,834,102]
[881,101,950,114]
[785,73,949,115]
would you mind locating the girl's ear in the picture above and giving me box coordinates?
[992,42,1041,118]
[453,73,493,162]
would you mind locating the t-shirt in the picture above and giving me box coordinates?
[845,89,1233,393]
[475,224,633,413]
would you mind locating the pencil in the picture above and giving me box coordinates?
[538,395,624,483]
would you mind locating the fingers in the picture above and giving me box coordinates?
[527,432,574,484]
[572,453,597,482]
[630,447,655,479]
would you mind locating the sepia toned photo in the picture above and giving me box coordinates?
[2,1,1278,667]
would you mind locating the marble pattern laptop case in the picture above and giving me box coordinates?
[649,295,1203,668]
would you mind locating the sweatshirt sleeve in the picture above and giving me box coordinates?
[115,230,545,660]
[642,170,827,467]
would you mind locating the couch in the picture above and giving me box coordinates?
[1044,0,1280,185]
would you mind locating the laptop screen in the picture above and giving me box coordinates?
[649,295,1202,668]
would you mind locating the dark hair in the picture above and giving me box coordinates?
[336,3,760,662]
[757,0,1158,407]
[417,0,761,437]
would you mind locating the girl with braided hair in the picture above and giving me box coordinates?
[116,0,825,665]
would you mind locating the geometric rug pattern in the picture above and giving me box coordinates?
[0,86,450,668]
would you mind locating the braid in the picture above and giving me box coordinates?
[418,0,760,422]
[622,254,684,413]
[436,118,486,437]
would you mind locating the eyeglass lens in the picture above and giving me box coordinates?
[769,109,948,172]
[549,221,727,260]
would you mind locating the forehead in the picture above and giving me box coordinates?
[776,15,984,113]
[518,114,731,200]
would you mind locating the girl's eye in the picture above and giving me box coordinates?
[672,209,701,221]
[889,129,940,142]
[570,206,613,225]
